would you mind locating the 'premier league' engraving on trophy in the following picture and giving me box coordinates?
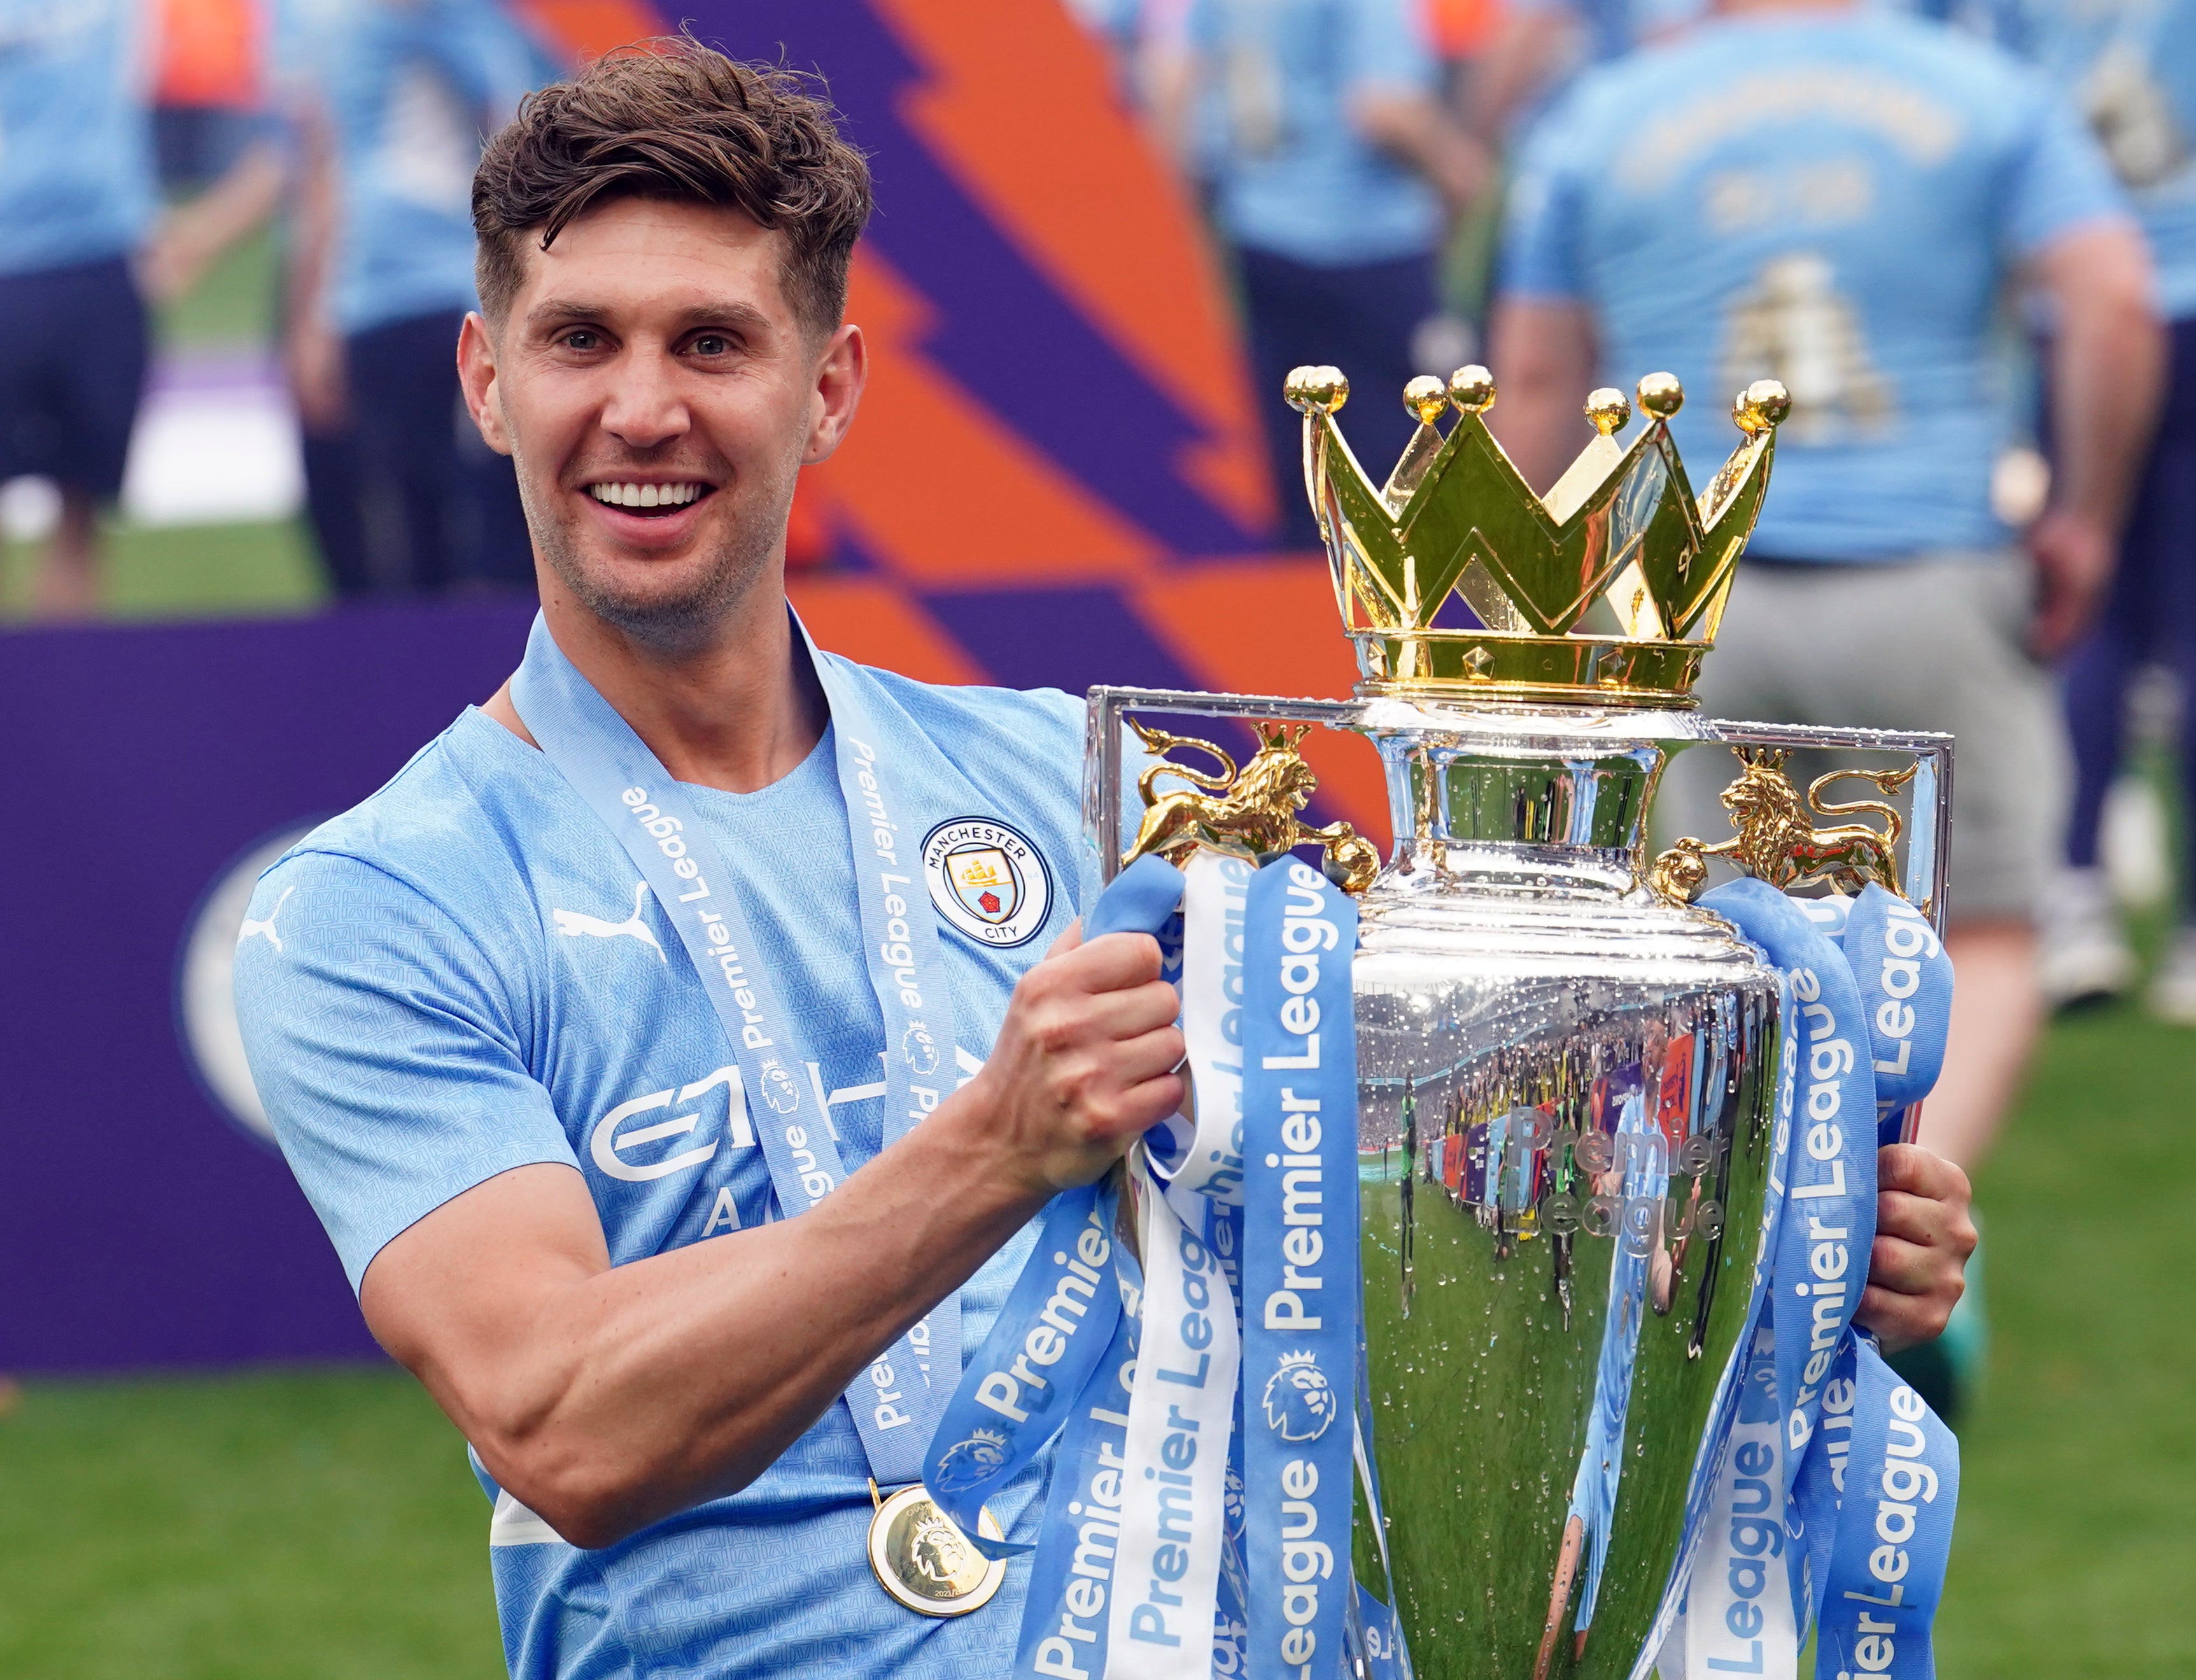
[1069,359,1955,1679]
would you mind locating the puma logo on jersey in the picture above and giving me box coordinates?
[237,886,294,954]
[552,882,665,960]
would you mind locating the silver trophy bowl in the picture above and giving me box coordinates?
[1085,687,1948,1679]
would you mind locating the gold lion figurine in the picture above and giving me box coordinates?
[1650,747,1915,902]
[1122,717,1379,894]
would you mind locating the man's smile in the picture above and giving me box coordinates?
[582,479,717,518]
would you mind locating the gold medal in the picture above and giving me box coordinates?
[866,1481,1006,1617]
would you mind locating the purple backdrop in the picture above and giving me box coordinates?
[0,603,540,1370]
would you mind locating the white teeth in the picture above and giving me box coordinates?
[588,482,703,509]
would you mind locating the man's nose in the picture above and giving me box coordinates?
[599,348,692,449]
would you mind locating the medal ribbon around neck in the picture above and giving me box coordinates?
[509,612,962,1490]
[1651,881,1958,1680]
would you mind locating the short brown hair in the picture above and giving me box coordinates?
[472,39,873,334]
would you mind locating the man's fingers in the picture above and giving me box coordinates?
[1875,1189,1966,1250]
[1866,1233,1950,1298]
[1045,916,1085,958]
[1857,1282,1957,1352]
[1055,929,1166,992]
[1112,1023,1188,1089]
[1071,978,1185,1045]
[1876,1142,1969,1203]
[1117,1069,1188,1134]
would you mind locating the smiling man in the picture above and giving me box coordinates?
[232,42,1188,1680]
[231,36,1976,1680]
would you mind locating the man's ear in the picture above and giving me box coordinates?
[803,322,866,467]
[458,312,513,457]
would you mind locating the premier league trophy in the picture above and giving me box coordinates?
[1055,365,1954,1680]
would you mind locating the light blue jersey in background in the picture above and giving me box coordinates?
[1983,0,2196,318]
[0,0,155,276]
[1502,10,2126,561]
[277,0,556,335]
[234,659,1094,1679]
[1185,0,1445,265]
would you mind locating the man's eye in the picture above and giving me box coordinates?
[691,334,732,356]
[563,330,601,351]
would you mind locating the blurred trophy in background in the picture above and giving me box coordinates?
[1080,364,1950,1678]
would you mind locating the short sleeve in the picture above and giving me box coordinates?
[2001,75,2130,258]
[1345,0,1440,95]
[234,849,578,1294]
[1498,108,1592,300]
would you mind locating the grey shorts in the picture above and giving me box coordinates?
[1655,553,2067,924]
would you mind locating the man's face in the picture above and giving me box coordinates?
[459,199,862,649]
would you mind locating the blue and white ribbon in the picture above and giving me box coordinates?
[1239,860,1361,1680]
[1654,880,1958,1680]
[509,613,961,1488]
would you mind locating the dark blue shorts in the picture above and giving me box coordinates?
[0,255,148,501]
[1234,244,1439,550]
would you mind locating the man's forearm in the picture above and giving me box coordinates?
[1350,88,1488,212]
[1488,297,1600,491]
[379,1091,1049,1548]
[2048,292,2163,529]
[2037,223,2164,529]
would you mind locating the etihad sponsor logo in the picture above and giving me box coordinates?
[589,1065,756,1183]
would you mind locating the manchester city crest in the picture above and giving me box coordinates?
[931,1425,1011,1494]
[1261,1350,1337,1443]
[922,818,1052,948]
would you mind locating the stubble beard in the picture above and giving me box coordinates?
[519,446,799,659]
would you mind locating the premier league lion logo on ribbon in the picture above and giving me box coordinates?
[931,1426,1011,1495]
[1261,1350,1337,1443]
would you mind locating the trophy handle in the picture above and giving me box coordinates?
[1649,722,1952,935]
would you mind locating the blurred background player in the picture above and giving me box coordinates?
[1991,0,2196,1023]
[1488,0,2160,1194]
[0,0,160,617]
[1469,0,1702,141]
[279,0,556,598]
[1147,0,1493,548]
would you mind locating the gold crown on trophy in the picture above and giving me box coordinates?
[1285,363,1791,706]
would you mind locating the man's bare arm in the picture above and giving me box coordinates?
[2027,220,2163,657]
[360,923,1185,1550]
[1350,88,1491,215]
[1487,295,1600,491]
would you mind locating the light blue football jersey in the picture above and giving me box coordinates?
[1185,0,1444,265]
[0,0,156,276]
[1981,0,2196,318]
[276,0,554,335]
[1501,10,2127,561]
[233,657,1094,1679]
